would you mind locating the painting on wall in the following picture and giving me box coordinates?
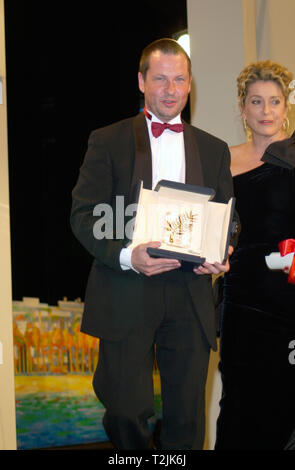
[13,297,162,449]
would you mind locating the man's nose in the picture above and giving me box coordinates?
[165,80,176,94]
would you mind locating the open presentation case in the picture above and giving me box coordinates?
[127,180,236,265]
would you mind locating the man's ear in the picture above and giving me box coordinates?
[138,72,145,93]
[188,74,192,94]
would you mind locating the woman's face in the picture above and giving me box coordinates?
[242,80,287,139]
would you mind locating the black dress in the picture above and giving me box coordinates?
[215,133,295,450]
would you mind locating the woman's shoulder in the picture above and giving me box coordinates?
[229,142,248,158]
[229,142,269,176]
[229,143,249,174]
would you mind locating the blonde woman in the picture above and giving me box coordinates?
[215,61,295,450]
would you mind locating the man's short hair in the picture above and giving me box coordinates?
[139,38,191,79]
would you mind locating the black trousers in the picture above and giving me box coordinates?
[93,277,210,450]
[215,303,295,450]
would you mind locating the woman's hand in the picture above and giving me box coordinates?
[193,245,234,276]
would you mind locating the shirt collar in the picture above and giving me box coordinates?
[145,108,182,125]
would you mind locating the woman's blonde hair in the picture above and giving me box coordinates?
[237,60,293,108]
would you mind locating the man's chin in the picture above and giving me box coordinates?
[156,108,179,122]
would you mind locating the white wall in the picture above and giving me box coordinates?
[0,0,17,450]
[256,0,295,131]
[188,0,295,146]
[187,0,247,146]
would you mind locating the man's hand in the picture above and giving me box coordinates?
[193,245,234,276]
[131,241,181,276]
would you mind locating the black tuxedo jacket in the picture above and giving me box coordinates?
[71,112,234,350]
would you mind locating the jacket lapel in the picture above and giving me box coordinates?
[183,121,204,186]
[130,114,204,200]
[131,113,153,191]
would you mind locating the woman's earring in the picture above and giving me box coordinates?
[243,117,247,131]
[282,117,290,132]
[243,116,252,141]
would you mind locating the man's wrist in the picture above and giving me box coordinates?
[119,247,139,273]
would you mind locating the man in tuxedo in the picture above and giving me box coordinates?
[71,38,234,450]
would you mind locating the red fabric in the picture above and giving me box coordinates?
[143,107,184,138]
[278,239,295,284]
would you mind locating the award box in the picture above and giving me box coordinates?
[128,180,236,265]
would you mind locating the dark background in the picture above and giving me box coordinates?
[4,0,188,306]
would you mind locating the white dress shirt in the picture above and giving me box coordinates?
[120,110,185,271]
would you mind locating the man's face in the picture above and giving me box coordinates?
[138,51,191,122]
